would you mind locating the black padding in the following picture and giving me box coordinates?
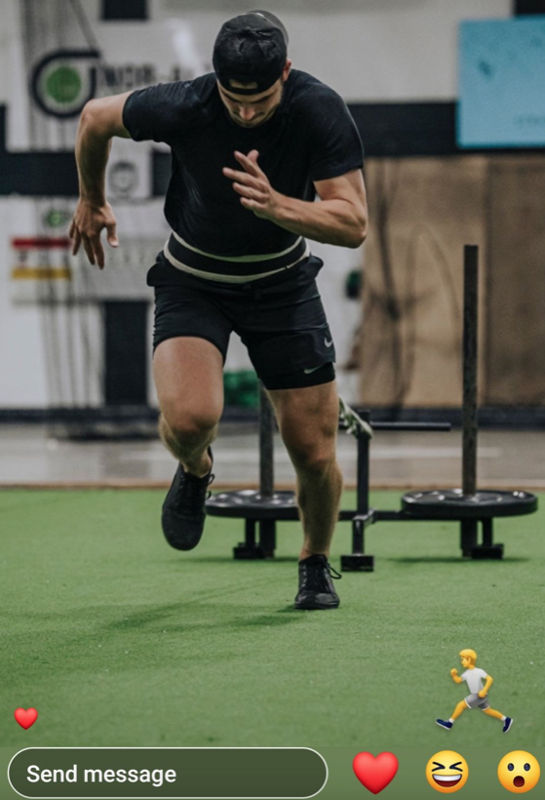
[104,301,148,405]
[514,0,545,14]
[101,0,147,20]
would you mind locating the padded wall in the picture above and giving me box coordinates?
[359,156,545,408]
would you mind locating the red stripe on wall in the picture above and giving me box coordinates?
[11,237,71,249]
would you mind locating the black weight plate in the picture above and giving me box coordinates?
[402,489,538,520]
[206,489,355,521]
[206,490,300,520]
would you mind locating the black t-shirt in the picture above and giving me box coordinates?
[123,70,364,257]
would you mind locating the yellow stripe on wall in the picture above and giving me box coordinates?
[11,267,72,281]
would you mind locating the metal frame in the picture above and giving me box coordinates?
[207,246,539,571]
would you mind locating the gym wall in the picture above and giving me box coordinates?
[359,157,545,408]
[2,0,535,414]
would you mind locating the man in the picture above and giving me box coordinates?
[436,649,513,732]
[69,10,368,610]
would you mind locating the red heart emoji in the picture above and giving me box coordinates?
[353,751,398,794]
[14,708,38,730]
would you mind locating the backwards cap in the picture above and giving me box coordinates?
[213,10,289,96]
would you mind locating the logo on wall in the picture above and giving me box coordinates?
[42,208,71,229]
[30,49,100,118]
[108,160,139,198]
[30,46,199,121]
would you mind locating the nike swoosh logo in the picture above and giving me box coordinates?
[304,365,324,375]
[324,338,333,347]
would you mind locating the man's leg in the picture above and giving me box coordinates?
[436,700,467,729]
[268,378,342,609]
[483,708,503,720]
[451,700,468,720]
[483,707,513,731]
[268,379,342,560]
[154,337,223,475]
[154,337,224,550]
[435,700,467,730]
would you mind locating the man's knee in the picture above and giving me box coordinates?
[160,407,219,446]
[285,433,337,475]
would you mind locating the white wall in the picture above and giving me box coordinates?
[0,0,512,407]
[0,197,105,407]
[152,0,511,101]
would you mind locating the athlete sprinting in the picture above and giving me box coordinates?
[436,649,513,733]
[70,10,367,609]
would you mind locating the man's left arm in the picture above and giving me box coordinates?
[479,674,493,698]
[223,150,368,249]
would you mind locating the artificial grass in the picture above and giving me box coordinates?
[1,489,543,751]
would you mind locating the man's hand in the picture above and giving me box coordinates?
[223,150,281,220]
[69,198,119,269]
[478,690,487,699]
[450,668,459,677]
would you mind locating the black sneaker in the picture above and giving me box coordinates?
[161,449,214,551]
[503,717,513,733]
[294,554,341,610]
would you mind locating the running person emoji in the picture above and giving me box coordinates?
[436,649,513,733]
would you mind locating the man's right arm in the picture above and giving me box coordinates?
[450,669,463,684]
[70,91,132,269]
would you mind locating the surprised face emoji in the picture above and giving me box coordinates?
[498,751,540,793]
[426,751,469,793]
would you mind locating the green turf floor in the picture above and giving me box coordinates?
[1,489,543,752]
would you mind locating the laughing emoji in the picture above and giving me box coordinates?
[426,751,469,793]
[498,751,540,793]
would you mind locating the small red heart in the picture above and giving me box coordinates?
[14,708,38,730]
[353,751,398,795]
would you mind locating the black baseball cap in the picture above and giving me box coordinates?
[213,10,289,96]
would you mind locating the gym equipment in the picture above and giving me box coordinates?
[400,245,537,559]
[206,388,451,567]
[206,385,355,560]
[206,245,538,568]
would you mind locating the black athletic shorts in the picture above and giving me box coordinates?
[147,252,336,390]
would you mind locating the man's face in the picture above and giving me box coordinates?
[217,62,290,128]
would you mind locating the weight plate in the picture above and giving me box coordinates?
[402,489,538,519]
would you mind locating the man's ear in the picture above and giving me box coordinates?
[282,59,292,81]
